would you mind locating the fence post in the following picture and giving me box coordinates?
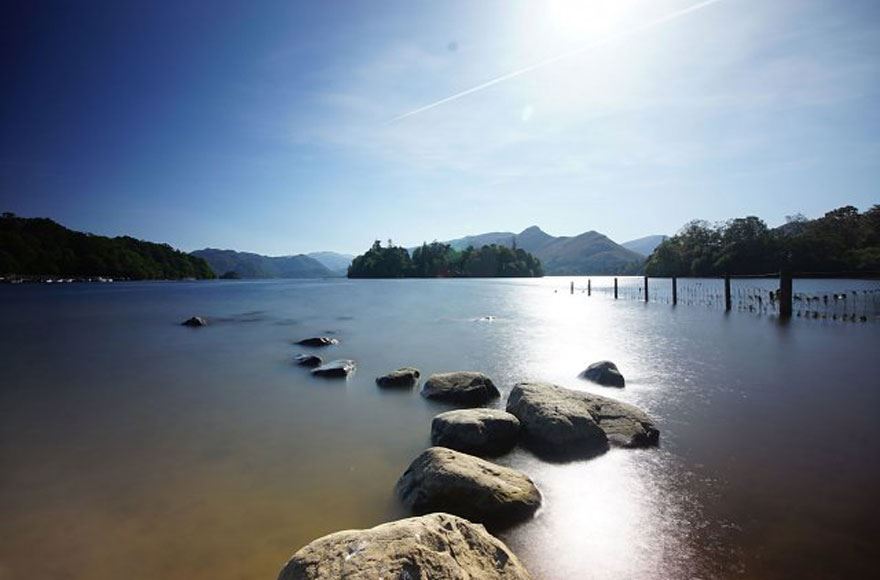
[779,271,793,319]
[672,277,678,306]
[644,276,649,302]
[724,275,732,311]
[570,281,574,295]
[587,279,591,296]
[614,277,618,300]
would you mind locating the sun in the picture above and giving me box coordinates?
[545,0,638,42]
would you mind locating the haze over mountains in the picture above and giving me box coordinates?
[621,235,668,257]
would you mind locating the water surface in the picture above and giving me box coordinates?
[1,278,878,579]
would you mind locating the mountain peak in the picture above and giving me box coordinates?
[519,225,546,235]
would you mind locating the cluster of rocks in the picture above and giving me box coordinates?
[276,363,660,579]
[291,336,357,379]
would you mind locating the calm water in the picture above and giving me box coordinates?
[1,278,879,580]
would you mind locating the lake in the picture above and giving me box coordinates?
[1,278,879,580]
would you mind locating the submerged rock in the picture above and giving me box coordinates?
[296,337,339,347]
[431,409,520,456]
[395,447,541,525]
[506,382,659,459]
[375,367,420,388]
[311,359,356,378]
[295,354,322,368]
[181,316,207,327]
[580,360,625,387]
[277,512,531,580]
[421,372,500,405]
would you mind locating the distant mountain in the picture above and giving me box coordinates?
[0,213,214,279]
[441,226,645,275]
[621,235,668,257]
[306,251,354,274]
[191,248,336,278]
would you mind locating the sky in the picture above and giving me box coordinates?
[1,0,879,256]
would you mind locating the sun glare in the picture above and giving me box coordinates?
[545,0,638,42]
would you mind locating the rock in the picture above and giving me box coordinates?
[277,513,531,580]
[375,367,420,388]
[506,382,659,459]
[295,354,322,368]
[421,372,500,405]
[296,337,339,347]
[395,447,541,525]
[181,316,207,327]
[311,359,356,378]
[580,360,625,387]
[431,409,520,456]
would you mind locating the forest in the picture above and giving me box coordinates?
[0,213,215,279]
[348,240,544,278]
[645,205,880,276]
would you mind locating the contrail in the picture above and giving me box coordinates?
[392,0,728,122]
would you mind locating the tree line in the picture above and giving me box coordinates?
[645,205,880,277]
[0,213,215,279]
[348,240,544,278]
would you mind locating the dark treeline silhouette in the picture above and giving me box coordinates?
[0,213,215,279]
[348,240,544,278]
[646,205,880,276]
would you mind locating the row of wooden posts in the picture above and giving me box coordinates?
[570,272,795,319]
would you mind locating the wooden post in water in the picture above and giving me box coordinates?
[613,277,618,299]
[672,277,678,305]
[724,275,732,311]
[644,276,649,302]
[587,279,591,296]
[779,271,793,319]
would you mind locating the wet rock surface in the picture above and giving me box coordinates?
[294,354,322,368]
[431,409,520,456]
[421,372,500,405]
[277,512,532,580]
[296,337,339,347]
[506,382,659,459]
[375,367,420,388]
[395,447,541,526]
[580,360,625,387]
[311,359,356,378]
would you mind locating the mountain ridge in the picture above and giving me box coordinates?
[190,248,336,278]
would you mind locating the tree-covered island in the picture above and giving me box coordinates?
[348,240,544,278]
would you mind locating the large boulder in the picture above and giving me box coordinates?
[376,367,420,388]
[277,513,531,580]
[181,316,207,327]
[395,447,540,526]
[421,372,500,405]
[506,382,659,459]
[431,409,520,456]
[296,337,338,347]
[311,359,356,378]
[580,360,625,387]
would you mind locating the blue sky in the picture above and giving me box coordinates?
[1,0,878,255]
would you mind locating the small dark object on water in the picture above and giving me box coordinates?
[295,354,322,368]
[181,316,207,327]
[376,367,420,388]
[297,337,339,347]
[580,360,625,388]
[312,359,356,378]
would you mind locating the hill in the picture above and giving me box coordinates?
[0,213,214,279]
[442,226,644,275]
[306,251,354,274]
[621,235,668,256]
[191,248,335,278]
